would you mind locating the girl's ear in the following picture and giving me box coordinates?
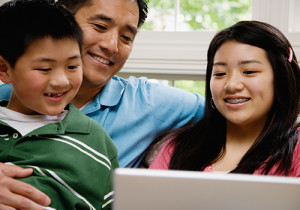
[0,56,12,84]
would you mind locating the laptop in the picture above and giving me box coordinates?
[113,168,300,210]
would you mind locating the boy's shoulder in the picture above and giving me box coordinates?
[65,103,117,152]
[66,103,106,131]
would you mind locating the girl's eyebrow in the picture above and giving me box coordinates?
[213,60,263,66]
[213,62,226,66]
[239,59,262,65]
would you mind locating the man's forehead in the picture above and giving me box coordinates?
[78,0,139,25]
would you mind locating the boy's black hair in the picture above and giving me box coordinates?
[0,0,83,67]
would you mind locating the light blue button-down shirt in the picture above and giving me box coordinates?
[0,75,205,167]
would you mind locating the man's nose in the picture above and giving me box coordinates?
[100,31,118,55]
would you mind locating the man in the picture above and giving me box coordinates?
[0,0,205,208]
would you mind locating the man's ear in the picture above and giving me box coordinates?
[0,56,12,84]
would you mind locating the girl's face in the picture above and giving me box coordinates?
[210,41,274,127]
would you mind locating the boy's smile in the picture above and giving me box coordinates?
[5,37,82,115]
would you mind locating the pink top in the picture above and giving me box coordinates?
[149,135,300,177]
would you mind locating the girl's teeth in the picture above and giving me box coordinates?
[226,99,249,104]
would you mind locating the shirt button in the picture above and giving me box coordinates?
[12,133,19,139]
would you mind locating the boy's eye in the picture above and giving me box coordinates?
[68,65,79,70]
[36,68,51,72]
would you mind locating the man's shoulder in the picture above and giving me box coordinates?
[113,75,203,105]
[112,75,148,86]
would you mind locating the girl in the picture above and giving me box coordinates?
[149,21,300,176]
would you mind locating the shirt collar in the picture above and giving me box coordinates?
[62,103,91,134]
[0,102,91,136]
[94,75,125,107]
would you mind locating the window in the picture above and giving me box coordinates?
[143,0,252,31]
[119,0,300,92]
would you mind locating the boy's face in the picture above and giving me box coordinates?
[6,37,82,115]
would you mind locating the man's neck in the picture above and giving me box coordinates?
[72,83,104,109]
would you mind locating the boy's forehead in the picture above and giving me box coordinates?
[21,37,81,61]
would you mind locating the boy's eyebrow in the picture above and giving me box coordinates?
[213,60,263,66]
[32,55,81,63]
[68,55,82,60]
[89,14,138,35]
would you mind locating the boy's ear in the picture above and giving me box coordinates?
[0,56,12,84]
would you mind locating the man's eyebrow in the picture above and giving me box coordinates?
[89,14,138,35]
[126,25,138,35]
[89,14,113,23]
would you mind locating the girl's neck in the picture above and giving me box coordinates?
[212,121,266,172]
[226,120,266,145]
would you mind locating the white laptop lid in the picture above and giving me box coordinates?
[113,168,300,210]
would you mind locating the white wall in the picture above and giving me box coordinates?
[0,0,8,5]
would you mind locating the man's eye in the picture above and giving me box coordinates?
[121,35,132,42]
[94,24,107,30]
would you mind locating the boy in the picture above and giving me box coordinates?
[0,0,118,209]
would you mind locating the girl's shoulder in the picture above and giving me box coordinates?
[148,138,175,169]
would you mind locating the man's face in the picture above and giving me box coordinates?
[75,0,139,89]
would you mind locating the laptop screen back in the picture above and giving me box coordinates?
[113,168,300,210]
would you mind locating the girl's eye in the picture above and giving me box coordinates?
[244,70,257,75]
[214,72,226,77]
